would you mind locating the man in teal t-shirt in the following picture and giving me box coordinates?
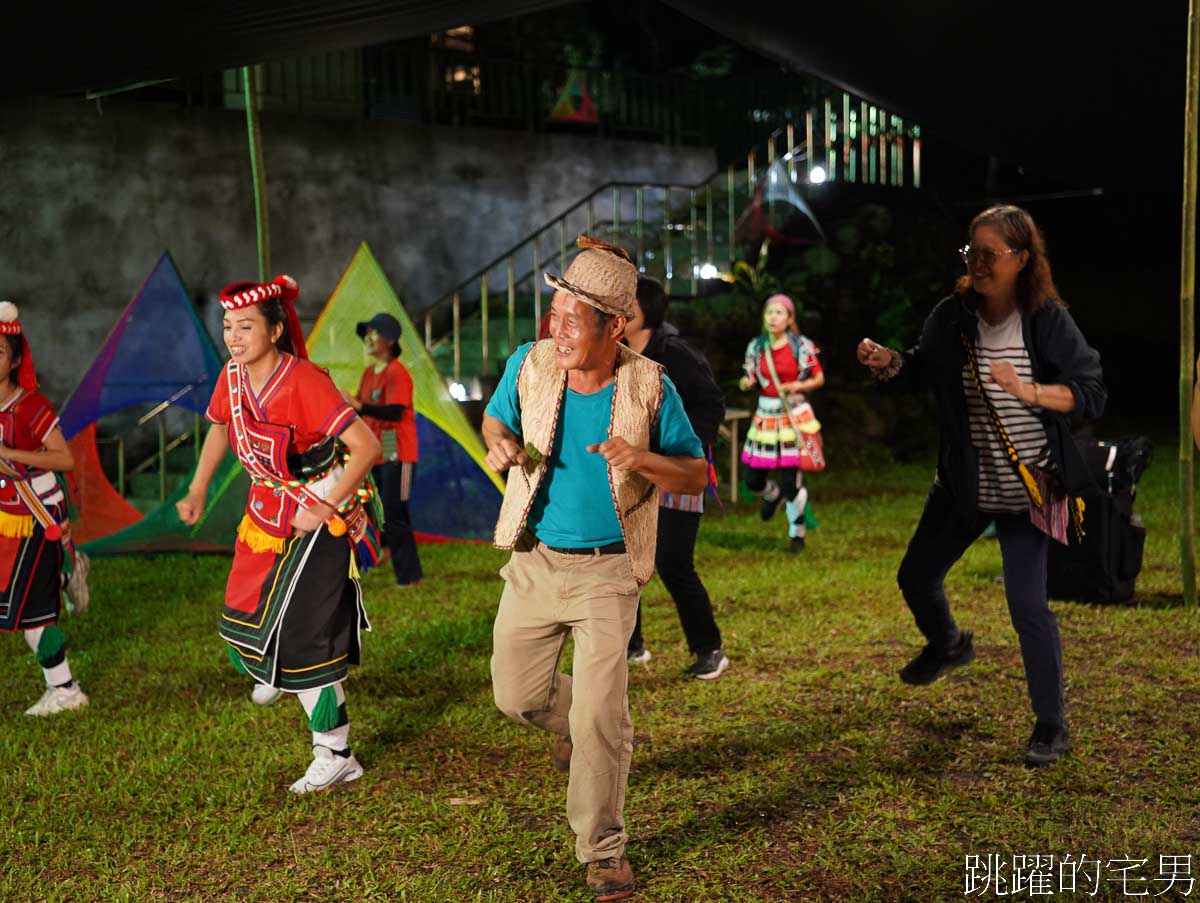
[482,235,706,901]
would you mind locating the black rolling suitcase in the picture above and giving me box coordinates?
[1047,437,1151,604]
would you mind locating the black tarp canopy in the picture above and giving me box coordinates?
[4,2,1186,188]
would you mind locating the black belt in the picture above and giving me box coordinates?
[534,535,626,556]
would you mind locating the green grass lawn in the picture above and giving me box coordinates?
[2,451,1198,901]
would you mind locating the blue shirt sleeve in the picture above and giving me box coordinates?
[484,342,534,435]
[653,373,705,458]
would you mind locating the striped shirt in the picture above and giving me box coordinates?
[963,311,1052,513]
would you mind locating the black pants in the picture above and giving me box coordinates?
[628,507,722,656]
[373,462,423,585]
[898,483,1064,727]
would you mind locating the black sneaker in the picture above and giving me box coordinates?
[627,644,652,665]
[1024,722,1070,767]
[686,649,730,680]
[788,535,805,554]
[760,495,783,521]
[898,631,975,686]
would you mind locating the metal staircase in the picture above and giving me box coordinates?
[420,94,924,386]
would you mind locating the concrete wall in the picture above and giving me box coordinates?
[0,98,715,403]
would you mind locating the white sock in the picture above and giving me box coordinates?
[44,660,73,687]
[313,723,351,752]
[23,627,42,654]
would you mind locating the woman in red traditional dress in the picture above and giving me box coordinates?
[177,275,381,794]
[0,301,88,716]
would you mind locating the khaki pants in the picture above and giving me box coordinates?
[491,540,640,863]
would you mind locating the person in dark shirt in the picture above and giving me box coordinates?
[859,205,1105,767]
[623,276,729,680]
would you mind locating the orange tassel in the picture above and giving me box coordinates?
[327,516,347,537]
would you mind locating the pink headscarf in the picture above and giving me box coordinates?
[764,293,795,316]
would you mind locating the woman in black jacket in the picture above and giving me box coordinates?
[858,205,1105,766]
[624,276,729,680]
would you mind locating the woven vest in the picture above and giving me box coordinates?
[492,339,664,585]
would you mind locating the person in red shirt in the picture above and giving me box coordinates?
[177,275,382,794]
[738,294,825,553]
[343,313,422,586]
[0,302,89,716]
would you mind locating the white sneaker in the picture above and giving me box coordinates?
[627,646,652,665]
[65,551,91,614]
[288,745,364,795]
[25,683,89,716]
[251,683,283,706]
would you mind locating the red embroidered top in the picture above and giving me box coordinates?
[758,343,822,398]
[206,355,356,537]
[0,390,61,515]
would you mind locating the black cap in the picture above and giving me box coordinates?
[355,312,402,341]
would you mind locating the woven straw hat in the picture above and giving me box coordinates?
[544,234,637,318]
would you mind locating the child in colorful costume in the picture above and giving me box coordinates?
[177,275,382,794]
[0,301,89,716]
[739,294,825,553]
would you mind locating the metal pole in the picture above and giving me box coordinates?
[635,186,645,270]
[480,274,490,377]
[612,187,621,235]
[663,187,673,296]
[746,149,755,194]
[727,163,735,263]
[786,122,796,181]
[705,183,714,266]
[825,97,834,180]
[241,65,271,281]
[507,255,517,352]
[157,416,167,503]
[1181,0,1200,605]
[861,100,869,183]
[690,188,698,295]
[452,291,461,382]
[843,93,851,180]
[532,241,542,329]
[729,419,739,503]
[805,111,814,182]
[913,126,922,189]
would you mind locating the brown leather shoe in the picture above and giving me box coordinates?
[552,735,572,772]
[586,856,634,900]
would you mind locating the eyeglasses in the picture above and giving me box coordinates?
[959,244,1020,267]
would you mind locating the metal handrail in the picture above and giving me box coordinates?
[421,170,737,381]
[94,403,204,502]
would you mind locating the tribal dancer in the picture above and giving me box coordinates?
[739,294,825,553]
[177,275,382,793]
[0,302,88,716]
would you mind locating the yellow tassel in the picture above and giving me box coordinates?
[1073,497,1087,539]
[1017,463,1043,508]
[236,515,286,555]
[0,510,34,539]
